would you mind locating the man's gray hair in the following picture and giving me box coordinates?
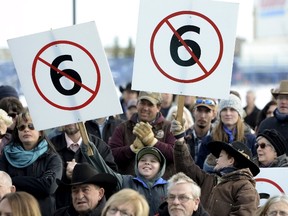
[167,172,201,199]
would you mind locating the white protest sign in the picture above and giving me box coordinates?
[255,168,287,206]
[8,21,122,131]
[132,0,239,99]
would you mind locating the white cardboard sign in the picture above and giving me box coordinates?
[8,22,122,131]
[133,0,239,99]
[255,168,287,206]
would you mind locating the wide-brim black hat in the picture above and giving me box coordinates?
[119,82,132,93]
[56,163,117,195]
[207,141,260,176]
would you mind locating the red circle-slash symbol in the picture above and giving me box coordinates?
[150,11,223,83]
[32,40,101,110]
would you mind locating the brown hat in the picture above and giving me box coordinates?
[208,141,260,176]
[138,91,162,105]
[194,97,216,110]
[271,80,288,98]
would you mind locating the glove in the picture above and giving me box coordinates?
[133,122,158,146]
[130,137,144,153]
[170,119,185,139]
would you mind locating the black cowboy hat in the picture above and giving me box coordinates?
[57,163,117,196]
[119,82,132,93]
[207,141,260,176]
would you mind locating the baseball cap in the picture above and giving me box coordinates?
[194,97,216,110]
[138,91,162,105]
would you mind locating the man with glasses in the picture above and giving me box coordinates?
[156,172,208,216]
[258,80,288,155]
[172,97,216,162]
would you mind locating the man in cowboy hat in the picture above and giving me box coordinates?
[172,120,260,215]
[258,80,288,155]
[54,163,117,216]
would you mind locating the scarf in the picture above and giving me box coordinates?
[223,125,236,143]
[216,167,237,177]
[4,139,48,168]
[274,108,288,122]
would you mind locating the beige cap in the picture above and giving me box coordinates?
[138,91,162,105]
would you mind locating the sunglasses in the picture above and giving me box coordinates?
[195,98,216,106]
[255,143,272,149]
[8,113,18,119]
[17,123,35,132]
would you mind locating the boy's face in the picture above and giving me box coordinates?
[137,154,160,180]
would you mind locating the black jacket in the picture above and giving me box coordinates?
[0,147,63,216]
[156,201,209,216]
[50,133,117,209]
[54,196,106,216]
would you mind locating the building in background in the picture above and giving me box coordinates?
[238,0,288,84]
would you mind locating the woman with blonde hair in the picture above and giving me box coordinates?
[101,188,149,216]
[197,94,257,172]
[256,195,288,216]
[0,191,42,216]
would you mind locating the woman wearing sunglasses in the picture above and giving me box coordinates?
[255,129,288,167]
[0,108,63,216]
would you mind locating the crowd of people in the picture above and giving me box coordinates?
[0,79,287,216]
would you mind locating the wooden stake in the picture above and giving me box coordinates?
[78,122,93,156]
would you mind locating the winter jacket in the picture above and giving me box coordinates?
[155,201,209,216]
[85,144,168,216]
[108,112,176,179]
[258,109,288,155]
[174,141,259,216]
[50,133,117,209]
[54,196,106,216]
[0,143,63,216]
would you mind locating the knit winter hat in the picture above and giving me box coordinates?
[257,129,287,156]
[218,94,244,118]
[0,85,19,101]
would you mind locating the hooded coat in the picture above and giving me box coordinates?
[174,141,259,216]
[83,144,168,216]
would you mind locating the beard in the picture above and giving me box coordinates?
[64,127,79,135]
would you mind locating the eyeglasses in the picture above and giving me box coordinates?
[107,207,132,216]
[195,98,216,106]
[166,194,194,203]
[255,143,272,149]
[17,123,35,131]
[8,112,18,119]
[267,210,288,216]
